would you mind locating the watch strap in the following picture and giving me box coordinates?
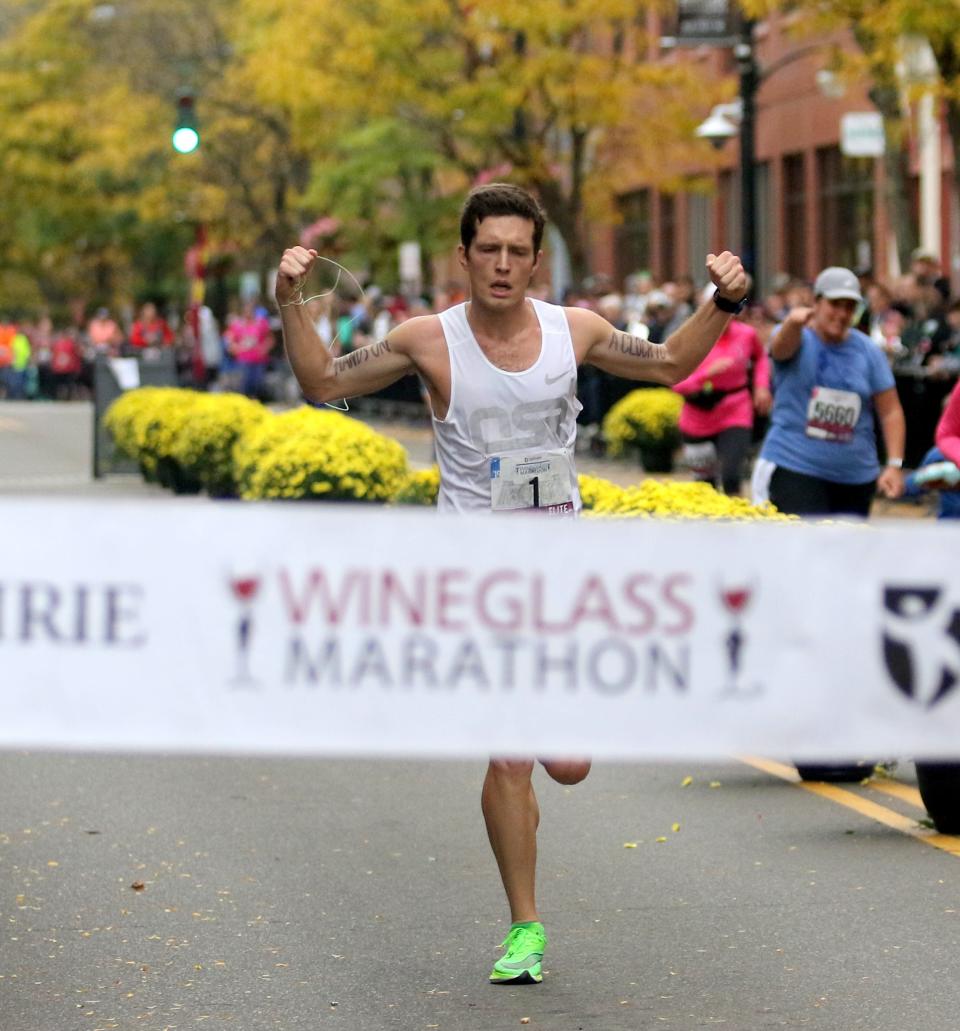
[713,293,747,315]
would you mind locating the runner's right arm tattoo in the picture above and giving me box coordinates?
[334,339,392,376]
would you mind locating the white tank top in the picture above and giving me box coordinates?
[433,298,582,513]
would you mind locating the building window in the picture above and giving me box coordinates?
[783,153,806,279]
[817,146,874,271]
[616,190,652,282]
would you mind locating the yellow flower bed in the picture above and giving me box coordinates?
[103,389,787,519]
[578,473,793,521]
[105,389,410,502]
[169,393,268,497]
[393,465,441,505]
[388,467,790,520]
[234,405,409,502]
[103,387,203,479]
[602,387,683,457]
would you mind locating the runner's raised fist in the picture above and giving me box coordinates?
[706,251,747,301]
[276,247,319,305]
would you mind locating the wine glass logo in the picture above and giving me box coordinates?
[718,582,761,698]
[229,575,261,686]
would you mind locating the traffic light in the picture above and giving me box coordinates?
[172,91,200,154]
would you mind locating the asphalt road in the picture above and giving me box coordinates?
[0,401,170,497]
[2,755,959,1031]
[1,402,955,1030]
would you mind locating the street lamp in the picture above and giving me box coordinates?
[694,22,759,285]
[735,29,759,288]
[695,101,741,149]
[695,27,836,293]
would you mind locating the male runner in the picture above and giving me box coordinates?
[276,183,747,985]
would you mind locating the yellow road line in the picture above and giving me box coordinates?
[868,778,925,810]
[739,756,960,858]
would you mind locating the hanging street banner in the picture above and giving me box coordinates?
[1,499,959,760]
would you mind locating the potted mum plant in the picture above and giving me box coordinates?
[601,387,683,472]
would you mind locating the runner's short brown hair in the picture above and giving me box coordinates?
[460,183,546,254]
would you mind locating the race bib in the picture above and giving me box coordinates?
[489,450,575,515]
[805,386,861,442]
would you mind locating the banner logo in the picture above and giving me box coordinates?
[228,574,262,687]
[717,582,762,698]
[883,586,960,708]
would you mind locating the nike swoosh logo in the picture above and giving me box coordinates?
[545,371,567,386]
[500,953,543,970]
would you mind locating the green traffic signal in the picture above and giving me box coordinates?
[172,126,200,154]
[172,92,200,154]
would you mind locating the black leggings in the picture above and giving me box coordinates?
[683,426,752,495]
[768,465,875,517]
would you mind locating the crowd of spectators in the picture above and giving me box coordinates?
[565,247,960,382]
[0,298,276,403]
[0,286,465,405]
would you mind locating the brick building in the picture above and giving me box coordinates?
[587,11,955,297]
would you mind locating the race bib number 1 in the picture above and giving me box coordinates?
[805,386,861,442]
[489,450,575,514]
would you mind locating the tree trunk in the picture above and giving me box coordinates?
[944,98,960,256]
[536,185,588,290]
[934,40,960,281]
[852,25,916,273]
[870,84,916,274]
[535,132,590,289]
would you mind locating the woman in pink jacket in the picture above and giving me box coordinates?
[935,378,960,466]
[673,316,772,495]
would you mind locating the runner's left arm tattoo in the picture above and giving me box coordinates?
[607,331,668,362]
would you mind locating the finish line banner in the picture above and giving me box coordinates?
[2,499,959,760]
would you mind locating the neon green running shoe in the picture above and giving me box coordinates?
[489,921,547,984]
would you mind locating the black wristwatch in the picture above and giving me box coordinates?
[713,292,748,315]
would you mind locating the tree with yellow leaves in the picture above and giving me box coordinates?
[0,0,724,313]
[235,0,725,283]
[0,0,312,313]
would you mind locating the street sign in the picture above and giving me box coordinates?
[663,0,740,46]
[841,112,885,157]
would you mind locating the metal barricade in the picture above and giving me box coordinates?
[92,350,178,478]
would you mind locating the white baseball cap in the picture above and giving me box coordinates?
[814,266,862,303]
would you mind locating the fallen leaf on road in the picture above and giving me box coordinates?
[131,882,145,892]
[623,842,637,849]
[680,776,693,787]
[672,823,681,833]
[655,837,667,843]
